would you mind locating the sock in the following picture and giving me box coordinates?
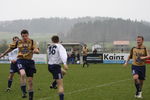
[21,84,27,94]
[59,93,64,100]
[52,80,57,87]
[29,90,34,100]
[8,80,13,88]
[135,83,141,93]
[86,62,89,67]
[83,63,85,67]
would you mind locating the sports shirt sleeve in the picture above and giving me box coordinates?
[145,48,149,56]
[33,41,38,49]
[58,44,68,65]
[129,47,134,59]
[9,42,17,50]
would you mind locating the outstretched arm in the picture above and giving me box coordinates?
[0,41,17,58]
[0,48,13,58]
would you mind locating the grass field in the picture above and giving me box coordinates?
[0,64,150,100]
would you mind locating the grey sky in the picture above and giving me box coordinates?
[0,0,150,21]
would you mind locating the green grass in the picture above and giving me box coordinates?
[0,64,150,100]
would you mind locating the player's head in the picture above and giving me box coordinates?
[136,36,144,46]
[21,29,29,41]
[12,36,19,42]
[84,44,87,48]
[51,35,59,43]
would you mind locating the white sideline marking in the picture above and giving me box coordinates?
[39,79,130,100]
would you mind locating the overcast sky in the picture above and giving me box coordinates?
[0,0,150,21]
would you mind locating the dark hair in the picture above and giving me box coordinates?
[12,36,19,41]
[137,36,144,40]
[21,29,29,35]
[51,35,59,43]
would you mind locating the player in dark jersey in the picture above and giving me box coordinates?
[0,30,39,100]
[124,36,149,98]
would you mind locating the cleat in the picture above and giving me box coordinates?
[87,64,89,67]
[22,93,27,98]
[135,92,143,99]
[5,88,11,92]
[53,86,57,89]
[50,85,57,89]
[50,85,53,89]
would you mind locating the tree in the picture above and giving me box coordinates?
[0,40,8,53]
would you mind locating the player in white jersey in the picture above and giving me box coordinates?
[48,35,68,100]
[6,36,20,91]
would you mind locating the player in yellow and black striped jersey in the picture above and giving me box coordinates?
[6,36,20,92]
[124,36,149,98]
[0,30,39,100]
[9,36,37,60]
[129,46,148,66]
[82,44,89,67]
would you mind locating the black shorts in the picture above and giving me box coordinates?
[17,59,36,77]
[10,62,18,73]
[132,65,146,80]
[83,56,87,62]
[48,64,63,79]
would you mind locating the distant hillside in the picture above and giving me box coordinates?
[67,18,150,42]
[0,17,150,43]
[0,17,109,34]
[142,21,150,27]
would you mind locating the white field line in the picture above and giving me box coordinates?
[39,78,131,100]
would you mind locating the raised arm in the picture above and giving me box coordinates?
[0,48,13,58]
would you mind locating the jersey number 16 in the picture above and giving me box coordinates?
[49,46,57,55]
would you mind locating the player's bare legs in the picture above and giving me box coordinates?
[19,69,27,98]
[28,77,34,100]
[8,73,14,81]
[50,80,57,89]
[139,80,144,90]
[6,73,15,91]
[133,74,143,98]
[50,68,66,89]
[57,79,64,100]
